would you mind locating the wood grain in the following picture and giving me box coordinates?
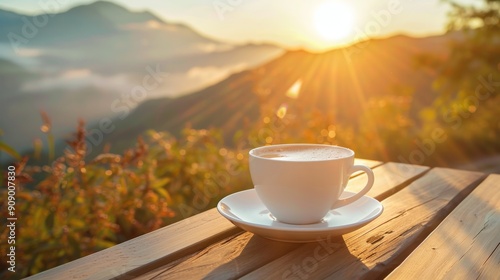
[25,208,239,280]
[346,162,429,200]
[26,158,380,279]
[386,174,500,280]
[240,168,486,280]
[140,233,300,280]
[135,162,428,280]
[352,158,384,177]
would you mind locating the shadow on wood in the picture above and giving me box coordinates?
[202,234,367,280]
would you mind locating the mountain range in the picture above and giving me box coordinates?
[0,1,282,155]
[1,1,283,76]
[0,1,465,163]
[102,32,459,152]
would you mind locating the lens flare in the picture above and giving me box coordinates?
[286,79,302,99]
[276,104,288,119]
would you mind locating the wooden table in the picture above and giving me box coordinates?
[27,159,499,279]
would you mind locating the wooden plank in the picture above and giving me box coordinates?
[26,158,380,279]
[135,162,428,280]
[354,158,384,169]
[352,158,384,177]
[387,174,500,280]
[346,162,429,200]
[240,168,486,280]
[25,208,239,280]
[354,158,383,167]
[140,233,299,280]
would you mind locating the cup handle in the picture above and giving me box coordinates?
[332,165,374,209]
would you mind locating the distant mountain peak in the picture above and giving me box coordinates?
[64,0,162,26]
[90,0,122,7]
[68,0,127,12]
[0,8,22,18]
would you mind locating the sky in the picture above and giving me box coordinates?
[0,0,479,51]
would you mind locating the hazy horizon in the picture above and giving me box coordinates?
[0,0,481,51]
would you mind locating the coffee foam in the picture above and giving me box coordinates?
[256,146,352,161]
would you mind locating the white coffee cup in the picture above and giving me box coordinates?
[249,144,374,224]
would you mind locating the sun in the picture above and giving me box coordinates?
[313,1,355,41]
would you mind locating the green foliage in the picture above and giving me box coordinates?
[0,142,21,161]
[0,129,21,161]
[0,122,250,278]
[418,0,500,159]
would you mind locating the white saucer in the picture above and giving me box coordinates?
[217,189,383,243]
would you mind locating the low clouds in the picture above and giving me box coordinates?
[18,63,248,98]
[21,69,133,93]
